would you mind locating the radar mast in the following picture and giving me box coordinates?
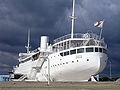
[25,29,30,53]
[70,0,77,39]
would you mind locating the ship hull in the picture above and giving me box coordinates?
[36,52,107,82]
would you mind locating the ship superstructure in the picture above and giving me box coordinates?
[10,0,108,82]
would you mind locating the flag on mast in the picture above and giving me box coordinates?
[94,20,104,28]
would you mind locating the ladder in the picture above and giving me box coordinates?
[29,52,48,80]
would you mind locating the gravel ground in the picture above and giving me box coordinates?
[0,81,120,90]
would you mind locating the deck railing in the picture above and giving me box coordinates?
[54,33,100,44]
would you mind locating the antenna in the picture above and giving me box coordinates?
[69,0,77,39]
[25,28,30,53]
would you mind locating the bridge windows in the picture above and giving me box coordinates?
[70,49,76,55]
[86,47,94,52]
[103,48,107,54]
[77,48,84,53]
[60,47,107,57]
[60,53,63,56]
[64,51,69,56]
[99,48,102,53]
[95,47,99,52]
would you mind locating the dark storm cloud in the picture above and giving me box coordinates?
[0,0,120,76]
[0,51,17,74]
[0,0,72,74]
[0,51,17,65]
[0,0,71,48]
[56,0,120,77]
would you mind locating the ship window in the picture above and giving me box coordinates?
[72,61,74,63]
[60,53,63,56]
[77,48,84,53]
[64,42,66,50]
[64,51,69,56]
[32,53,40,60]
[20,57,32,63]
[77,60,79,62]
[26,57,31,61]
[95,47,98,52]
[99,48,102,52]
[86,48,93,52]
[66,62,68,64]
[103,48,107,54]
[70,49,76,55]
[67,41,69,49]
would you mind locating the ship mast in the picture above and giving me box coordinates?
[25,29,30,53]
[70,0,77,39]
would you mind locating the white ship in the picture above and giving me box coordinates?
[9,0,108,82]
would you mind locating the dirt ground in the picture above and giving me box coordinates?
[0,81,120,90]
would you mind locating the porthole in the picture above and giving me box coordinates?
[72,61,74,63]
[87,59,89,61]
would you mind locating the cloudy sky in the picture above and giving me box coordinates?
[0,0,120,77]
